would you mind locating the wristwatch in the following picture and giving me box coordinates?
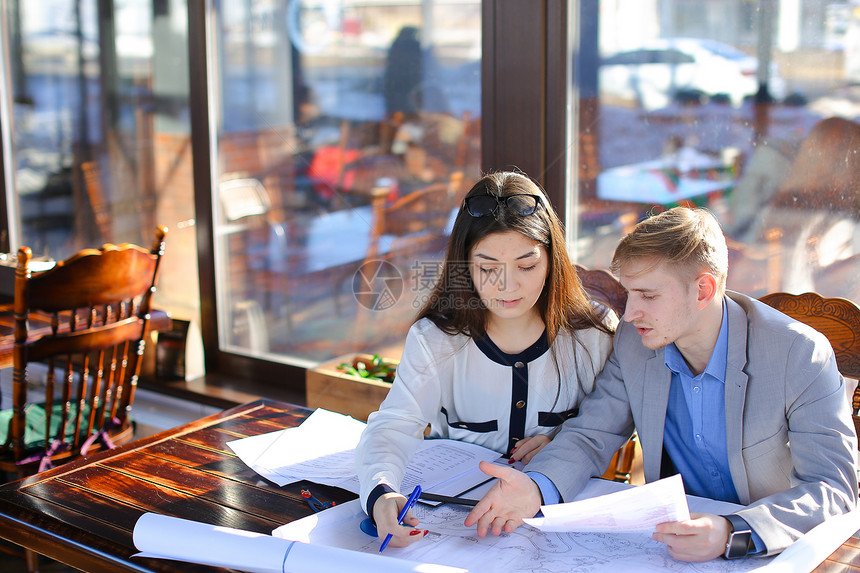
[722,514,754,559]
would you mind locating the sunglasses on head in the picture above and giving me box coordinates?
[464,194,541,217]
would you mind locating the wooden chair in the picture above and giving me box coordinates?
[758,291,860,454]
[0,226,167,478]
[0,226,166,571]
[336,173,463,318]
[573,264,640,483]
[574,264,627,318]
[366,173,462,260]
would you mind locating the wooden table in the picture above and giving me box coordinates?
[0,399,357,572]
[0,399,857,572]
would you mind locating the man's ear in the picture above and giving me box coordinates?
[696,272,718,307]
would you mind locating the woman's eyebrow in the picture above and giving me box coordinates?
[473,250,540,262]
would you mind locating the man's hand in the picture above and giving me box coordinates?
[652,513,731,562]
[463,461,542,537]
[509,435,550,465]
[372,492,427,548]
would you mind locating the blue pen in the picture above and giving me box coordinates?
[379,484,422,552]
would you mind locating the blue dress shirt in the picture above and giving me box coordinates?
[663,301,739,504]
[662,300,762,552]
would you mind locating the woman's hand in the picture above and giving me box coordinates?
[509,434,550,465]
[372,492,428,548]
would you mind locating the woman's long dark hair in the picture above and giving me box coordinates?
[415,171,612,347]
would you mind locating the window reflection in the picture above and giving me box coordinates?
[575,0,860,306]
[5,0,198,342]
[212,0,482,363]
[10,0,100,255]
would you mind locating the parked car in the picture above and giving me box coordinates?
[599,38,788,110]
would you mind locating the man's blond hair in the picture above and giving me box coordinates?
[610,207,728,291]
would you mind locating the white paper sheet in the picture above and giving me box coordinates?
[524,474,691,533]
[227,408,368,486]
[336,440,502,498]
[227,410,500,499]
[132,512,467,573]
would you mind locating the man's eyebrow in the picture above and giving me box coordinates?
[624,286,658,294]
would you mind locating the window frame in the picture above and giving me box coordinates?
[0,0,575,393]
[190,0,574,391]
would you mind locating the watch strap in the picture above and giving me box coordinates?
[722,514,753,559]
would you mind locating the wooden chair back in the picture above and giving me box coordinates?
[373,178,459,237]
[574,263,627,318]
[771,117,860,213]
[0,226,167,479]
[574,264,640,483]
[366,173,462,260]
[759,291,860,446]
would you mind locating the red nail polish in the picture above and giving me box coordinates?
[508,458,515,464]
[423,530,429,536]
[409,529,421,536]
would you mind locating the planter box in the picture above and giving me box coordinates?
[305,354,397,421]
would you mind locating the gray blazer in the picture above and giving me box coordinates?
[528,291,858,556]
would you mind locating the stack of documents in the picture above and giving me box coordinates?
[227,409,367,489]
[226,408,501,498]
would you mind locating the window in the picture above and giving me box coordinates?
[5,2,856,394]
[1,0,199,369]
[206,0,482,367]
[573,0,860,306]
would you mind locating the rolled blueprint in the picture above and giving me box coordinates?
[132,512,466,573]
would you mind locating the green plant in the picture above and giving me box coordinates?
[336,354,396,384]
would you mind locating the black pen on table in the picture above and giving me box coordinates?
[379,484,422,552]
[419,492,479,506]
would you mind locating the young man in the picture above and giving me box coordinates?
[464,207,858,561]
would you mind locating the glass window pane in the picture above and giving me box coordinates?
[574,1,860,304]
[210,0,482,364]
[5,0,199,357]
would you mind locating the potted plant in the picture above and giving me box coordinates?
[335,354,396,383]
[305,353,398,421]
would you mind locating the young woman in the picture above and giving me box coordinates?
[355,171,617,547]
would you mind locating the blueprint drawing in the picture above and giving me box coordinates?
[274,497,775,573]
